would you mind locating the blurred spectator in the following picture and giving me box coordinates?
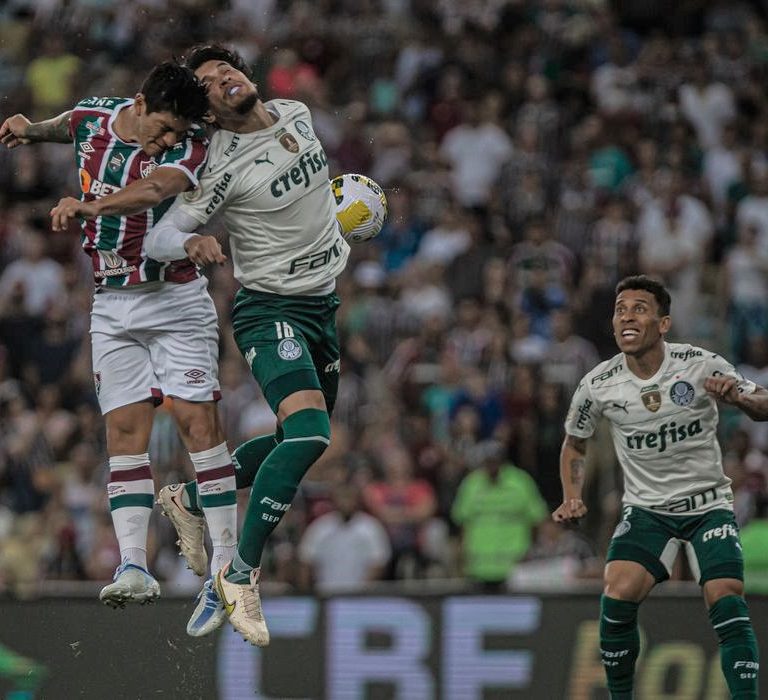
[363,446,438,579]
[722,222,768,363]
[439,95,513,216]
[0,230,64,317]
[298,482,391,592]
[511,519,601,589]
[741,496,768,594]
[25,37,80,119]
[451,440,547,590]
[678,57,736,150]
[638,169,714,338]
[542,308,600,396]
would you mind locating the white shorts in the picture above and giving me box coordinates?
[90,277,220,415]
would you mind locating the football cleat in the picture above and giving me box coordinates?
[157,483,207,576]
[214,563,270,646]
[99,563,160,608]
[186,578,227,637]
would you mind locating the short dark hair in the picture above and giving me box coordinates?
[183,44,252,79]
[140,61,208,121]
[615,275,671,316]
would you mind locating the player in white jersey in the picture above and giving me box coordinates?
[553,275,766,699]
[0,64,239,618]
[143,45,350,646]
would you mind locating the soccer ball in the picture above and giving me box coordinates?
[331,173,388,243]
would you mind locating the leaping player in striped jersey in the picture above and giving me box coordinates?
[0,63,239,628]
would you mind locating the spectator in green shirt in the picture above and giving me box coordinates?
[741,497,768,594]
[451,440,548,590]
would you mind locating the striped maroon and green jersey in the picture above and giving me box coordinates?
[69,96,208,287]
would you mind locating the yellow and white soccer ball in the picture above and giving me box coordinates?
[331,173,388,243]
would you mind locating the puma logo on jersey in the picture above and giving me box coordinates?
[612,401,629,413]
[254,152,273,166]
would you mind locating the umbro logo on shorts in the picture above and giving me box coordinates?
[185,369,207,384]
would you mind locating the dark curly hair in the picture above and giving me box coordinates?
[140,61,208,121]
[615,275,671,316]
[182,44,252,79]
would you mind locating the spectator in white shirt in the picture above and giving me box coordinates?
[0,230,64,317]
[298,483,391,593]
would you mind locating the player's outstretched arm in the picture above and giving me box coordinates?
[705,377,768,421]
[0,111,72,148]
[145,201,226,266]
[552,434,589,522]
[50,168,194,231]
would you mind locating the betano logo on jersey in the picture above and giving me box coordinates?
[270,149,328,198]
[625,419,702,453]
[80,169,121,197]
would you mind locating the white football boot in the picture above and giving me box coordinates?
[157,483,207,576]
[214,563,270,646]
[99,563,160,608]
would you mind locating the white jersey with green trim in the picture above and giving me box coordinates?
[565,342,756,514]
[178,99,349,296]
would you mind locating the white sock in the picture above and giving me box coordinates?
[211,545,237,577]
[108,454,153,572]
[121,547,148,571]
[189,442,238,576]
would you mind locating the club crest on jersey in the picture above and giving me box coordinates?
[183,185,202,202]
[294,119,315,141]
[276,127,299,153]
[670,380,695,407]
[140,160,158,178]
[277,338,302,361]
[108,152,125,172]
[640,384,662,412]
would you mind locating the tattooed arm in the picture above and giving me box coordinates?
[552,434,589,522]
[0,111,73,148]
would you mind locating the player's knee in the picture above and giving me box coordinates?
[704,578,745,607]
[603,578,644,602]
[282,407,331,461]
[173,402,220,451]
[106,420,147,454]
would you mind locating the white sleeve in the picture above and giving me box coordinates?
[144,201,202,262]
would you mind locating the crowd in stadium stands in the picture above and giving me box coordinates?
[1,0,768,597]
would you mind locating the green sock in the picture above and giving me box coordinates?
[182,481,203,515]
[182,428,284,514]
[232,430,282,489]
[600,595,640,699]
[709,595,759,699]
[225,409,330,583]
